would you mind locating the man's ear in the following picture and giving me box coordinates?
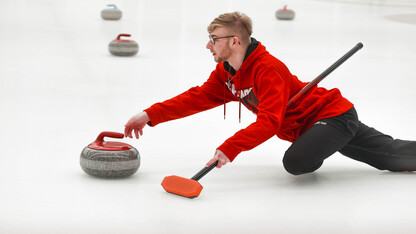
[232,37,240,46]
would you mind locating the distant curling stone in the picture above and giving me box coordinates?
[109,34,139,56]
[275,5,295,20]
[101,4,122,20]
[80,132,140,178]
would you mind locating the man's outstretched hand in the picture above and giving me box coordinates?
[124,111,150,139]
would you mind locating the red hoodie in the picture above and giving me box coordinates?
[144,41,353,162]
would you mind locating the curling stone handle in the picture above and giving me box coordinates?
[106,4,118,9]
[191,161,218,181]
[95,131,124,144]
[117,34,131,40]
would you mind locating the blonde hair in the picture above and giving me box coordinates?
[207,12,253,45]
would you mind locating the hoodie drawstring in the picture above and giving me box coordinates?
[223,71,242,123]
[223,78,226,120]
[238,78,241,123]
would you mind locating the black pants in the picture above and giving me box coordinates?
[283,107,416,175]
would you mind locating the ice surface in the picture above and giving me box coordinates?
[1,0,415,233]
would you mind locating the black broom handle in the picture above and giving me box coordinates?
[287,42,363,107]
[191,161,218,181]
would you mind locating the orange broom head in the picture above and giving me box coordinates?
[161,175,203,198]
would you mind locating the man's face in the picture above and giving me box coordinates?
[206,27,234,63]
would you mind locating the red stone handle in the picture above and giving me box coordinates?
[117,34,131,40]
[94,131,124,144]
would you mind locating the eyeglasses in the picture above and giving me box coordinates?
[208,35,235,45]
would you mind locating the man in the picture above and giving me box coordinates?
[124,12,416,175]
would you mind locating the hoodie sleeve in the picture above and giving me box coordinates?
[217,65,290,162]
[144,66,235,126]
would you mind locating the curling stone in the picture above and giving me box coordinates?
[101,4,122,20]
[80,131,140,178]
[275,5,295,20]
[108,34,139,56]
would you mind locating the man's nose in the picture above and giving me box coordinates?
[206,41,212,49]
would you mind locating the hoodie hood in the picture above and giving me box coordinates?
[223,38,259,76]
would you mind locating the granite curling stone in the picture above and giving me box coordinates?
[101,4,122,20]
[80,131,140,178]
[108,34,139,56]
[275,5,295,20]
